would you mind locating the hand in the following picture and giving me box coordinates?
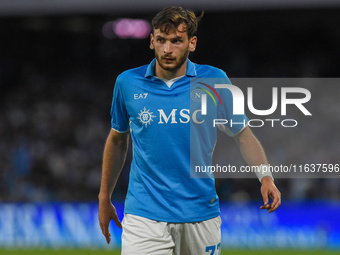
[98,198,122,244]
[260,177,281,213]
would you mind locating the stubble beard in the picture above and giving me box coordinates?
[155,48,189,72]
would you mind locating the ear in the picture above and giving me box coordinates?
[189,36,197,52]
[150,33,154,50]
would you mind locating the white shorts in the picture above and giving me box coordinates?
[121,214,222,255]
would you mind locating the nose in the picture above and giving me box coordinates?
[163,41,172,54]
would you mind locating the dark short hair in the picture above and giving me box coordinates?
[151,6,203,38]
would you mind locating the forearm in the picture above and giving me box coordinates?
[99,129,129,201]
[235,128,280,210]
[236,127,268,166]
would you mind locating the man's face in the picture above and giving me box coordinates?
[150,23,197,72]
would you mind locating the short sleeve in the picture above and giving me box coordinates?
[110,77,130,132]
[216,78,249,137]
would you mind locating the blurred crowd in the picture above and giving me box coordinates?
[0,10,339,202]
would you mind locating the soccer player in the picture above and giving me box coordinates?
[98,6,281,255]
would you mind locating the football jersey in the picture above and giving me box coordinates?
[110,59,248,223]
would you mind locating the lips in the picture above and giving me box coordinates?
[163,57,175,62]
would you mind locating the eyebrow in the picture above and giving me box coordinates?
[155,35,184,40]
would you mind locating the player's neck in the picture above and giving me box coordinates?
[155,59,187,80]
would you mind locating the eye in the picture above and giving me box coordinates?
[173,39,182,44]
[156,38,165,43]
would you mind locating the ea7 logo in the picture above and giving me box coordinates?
[134,93,148,99]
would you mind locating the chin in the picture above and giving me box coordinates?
[161,63,178,71]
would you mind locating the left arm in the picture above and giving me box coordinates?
[234,126,281,213]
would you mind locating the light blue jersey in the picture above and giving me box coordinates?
[111,59,248,223]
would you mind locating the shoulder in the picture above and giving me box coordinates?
[194,63,228,78]
[115,64,149,84]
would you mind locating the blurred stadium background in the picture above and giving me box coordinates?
[1,0,340,254]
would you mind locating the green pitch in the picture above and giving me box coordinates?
[1,249,339,255]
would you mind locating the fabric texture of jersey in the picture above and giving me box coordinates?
[110,59,248,223]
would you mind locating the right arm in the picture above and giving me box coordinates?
[98,128,130,244]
